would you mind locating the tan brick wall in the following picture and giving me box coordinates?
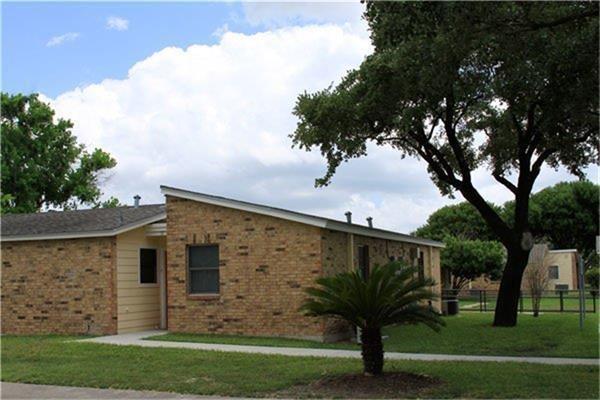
[321,230,349,276]
[1,238,117,335]
[166,196,324,338]
[320,229,352,339]
[321,232,442,306]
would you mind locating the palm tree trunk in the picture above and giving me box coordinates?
[360,327,383,375]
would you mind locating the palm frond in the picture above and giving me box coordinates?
[300,261,445,331]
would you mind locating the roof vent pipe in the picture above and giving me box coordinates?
[133,195,141,208]
[367,217,373,228]
[345,211,352,224]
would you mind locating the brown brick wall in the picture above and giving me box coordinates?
[165,196,324,338]
[1,238,117,335]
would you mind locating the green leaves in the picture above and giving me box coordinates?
[1,93,118,213]
[300,262,444,331]
[292,2,598,200]
[441,237,506,290]
[413,201,500,242]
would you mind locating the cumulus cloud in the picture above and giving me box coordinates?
[46,32,80,47]
[106,16,129,31]
[44,23,590,234]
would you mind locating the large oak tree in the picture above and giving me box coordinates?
[1,93,118,213]
[292,3,598,326]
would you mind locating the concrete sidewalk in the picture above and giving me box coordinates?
[0,382,243,400]
[80,331,599,366]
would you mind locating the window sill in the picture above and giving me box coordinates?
[187,294,220,301]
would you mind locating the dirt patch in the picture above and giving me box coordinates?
[275,371,442,398]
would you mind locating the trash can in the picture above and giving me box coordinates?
[443,298,459,316]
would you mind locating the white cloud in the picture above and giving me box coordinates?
[46,32,80,47]
[106,16,129,31]
[44,22,593,234]
[243,2,363,27]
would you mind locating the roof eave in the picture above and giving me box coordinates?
[161,186,444,248]
[324,220,445,248]
[1,212,166,242]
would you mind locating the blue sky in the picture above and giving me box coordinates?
[2,2,260,96]
[1,2,593,233]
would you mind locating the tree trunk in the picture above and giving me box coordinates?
[493,248,530,327]
[360,327,383,375]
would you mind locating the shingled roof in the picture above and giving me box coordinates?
[1,204,166,241]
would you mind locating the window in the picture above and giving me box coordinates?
[188,245,219,294]
[358,245,369,280]
[417,250,425,282]
[139,248,157,284]
[548,265,559,280]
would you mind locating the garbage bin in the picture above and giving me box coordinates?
[444,298,459,316]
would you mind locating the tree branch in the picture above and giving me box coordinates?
[524,9,599,31]
[493,171,518,194]
[443,90,472,182]
[531,148,556,179]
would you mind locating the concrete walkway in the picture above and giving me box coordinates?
[0,382,246,399]
[80,331,599,366]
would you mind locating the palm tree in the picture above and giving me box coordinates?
[301,262,444,375]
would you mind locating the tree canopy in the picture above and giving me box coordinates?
[505,181,599,264]
[441,236,505,291]
[292,2,598,326]
[413,202,498,241]
[1,93,118,213]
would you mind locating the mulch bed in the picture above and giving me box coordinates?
[275,371,442,398]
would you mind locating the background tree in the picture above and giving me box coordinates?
[414,202,498,241]
[1,93,118,213]
[504,181,599,268]
[292,2,598,326]
[441,237,505,293]
[301,263,443,376]
[585,267,599,298]
[523,244,550,317]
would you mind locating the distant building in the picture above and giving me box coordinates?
[470,248,580,291]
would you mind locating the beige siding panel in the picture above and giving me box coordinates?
[116,227,166,333]
[118,303,161,313]
[118,296,160,306]
[118,318,160,331]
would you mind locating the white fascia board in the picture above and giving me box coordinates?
[325,220,445,248]
[548,249,578,254]
[162,186,444,249]
[1,213,166,242]
[161,187,328,228]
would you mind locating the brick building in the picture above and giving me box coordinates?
[1,186,443,341]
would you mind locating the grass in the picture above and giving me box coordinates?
[460,296,597,312]
[2,335,598,398]
[148,312,599,358]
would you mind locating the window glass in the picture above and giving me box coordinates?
[188,245,219,294]
[140,248,157,284]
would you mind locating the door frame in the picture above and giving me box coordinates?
[159,249,167,329]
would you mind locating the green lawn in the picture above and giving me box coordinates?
[2,335,598,398]
[148,312,599,358]
[460,296,597,312]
